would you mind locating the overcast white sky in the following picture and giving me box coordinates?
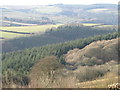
[0,0,119,5]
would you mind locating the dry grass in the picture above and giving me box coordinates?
[76,73,119,88]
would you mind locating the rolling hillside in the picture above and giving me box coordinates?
[2,37,119,88]
[1,25,116,52]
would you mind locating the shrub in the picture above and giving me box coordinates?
[76,66,108,82]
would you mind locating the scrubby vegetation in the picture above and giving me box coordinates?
[3,55,119,88]
[65,38,118,66]
[2,32,119,88]
[28,38,119,88]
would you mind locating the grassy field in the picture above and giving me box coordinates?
[0,24,63,40]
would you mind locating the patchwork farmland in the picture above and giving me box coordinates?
[0,24,62,40]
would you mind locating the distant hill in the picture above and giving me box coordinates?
[1,4,118,26]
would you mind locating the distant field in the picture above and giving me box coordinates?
[82,23,100,26]
[1,31,26,39]
[82,23,113,27]
[0,24,63,40]
[1,24,62,33]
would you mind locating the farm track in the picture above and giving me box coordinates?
[0,30,34,34]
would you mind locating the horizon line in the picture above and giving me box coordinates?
[0,3,118,6]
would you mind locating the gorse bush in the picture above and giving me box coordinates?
[76,66,108,82]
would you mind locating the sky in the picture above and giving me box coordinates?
[0,0,119,5]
